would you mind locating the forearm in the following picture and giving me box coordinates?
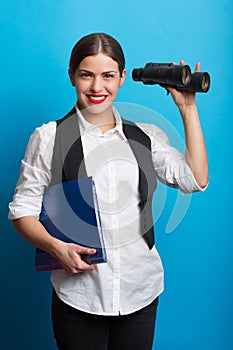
[12,216,63,259]
[179,103,208,188]
[12,216,96,274]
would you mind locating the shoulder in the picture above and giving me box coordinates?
[33,120,56,139]
[135,122,170,146]
[30,121,56,141]
[25,121,57,156]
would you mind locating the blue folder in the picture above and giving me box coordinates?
[35,177,107,272]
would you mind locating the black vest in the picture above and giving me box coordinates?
[50,107,157,249]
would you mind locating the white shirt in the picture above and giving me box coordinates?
[9,106,204,315]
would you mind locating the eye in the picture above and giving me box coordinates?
[79,72,92,78]
[104,73,114,79]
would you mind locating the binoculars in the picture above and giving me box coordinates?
[132,63,210,93]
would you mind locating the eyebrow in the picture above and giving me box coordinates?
[78,69,118,74]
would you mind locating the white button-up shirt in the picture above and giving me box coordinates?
[9,106,204,315]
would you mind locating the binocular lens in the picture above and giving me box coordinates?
[201,73,210,92]
[190,72,210,92]
[182,66,190,85]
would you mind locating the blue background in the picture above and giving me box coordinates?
[1,1,232,349]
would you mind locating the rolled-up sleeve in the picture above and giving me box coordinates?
[8,122,56,220]
[137,123,207,194]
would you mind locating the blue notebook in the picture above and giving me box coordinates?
[35,177,107,272]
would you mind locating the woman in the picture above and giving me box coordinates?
[9,33,208,350]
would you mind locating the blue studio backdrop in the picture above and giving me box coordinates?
[1,1,232,349]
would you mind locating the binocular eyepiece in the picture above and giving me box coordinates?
[132,63,210,93]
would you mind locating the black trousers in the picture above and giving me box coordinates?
[52,290,159,350]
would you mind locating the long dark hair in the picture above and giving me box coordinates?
[69,33,125,76]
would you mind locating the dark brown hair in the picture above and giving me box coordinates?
[69,33,125,76]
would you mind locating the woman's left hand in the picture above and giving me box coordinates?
[166,60,208,189]
[167,60,200,110]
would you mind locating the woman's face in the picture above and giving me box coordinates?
[69,52,126,113]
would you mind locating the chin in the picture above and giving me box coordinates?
[83,102,112,115]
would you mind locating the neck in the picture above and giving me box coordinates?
[78,102,116,133]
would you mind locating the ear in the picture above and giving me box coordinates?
[68,68,75,86]
[119,69,126,87]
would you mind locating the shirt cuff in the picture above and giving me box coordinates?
[178,171,209,194]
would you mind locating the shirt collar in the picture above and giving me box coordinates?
[74,103,127,142]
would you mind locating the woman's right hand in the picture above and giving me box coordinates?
[12,216,96,275]
[54,241,96,275]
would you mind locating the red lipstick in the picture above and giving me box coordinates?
[86,94,107,104]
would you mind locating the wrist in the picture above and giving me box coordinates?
[178,103,198,119]
[47,237,66,260]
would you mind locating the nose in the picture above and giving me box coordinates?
[90,77,102,92]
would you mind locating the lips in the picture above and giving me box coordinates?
[86,94,108,104]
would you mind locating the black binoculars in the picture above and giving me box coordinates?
[132,63,210,93]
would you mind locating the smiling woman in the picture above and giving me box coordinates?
[8,32,208,350]
[69,52,126,128]
[67,33,126,131]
